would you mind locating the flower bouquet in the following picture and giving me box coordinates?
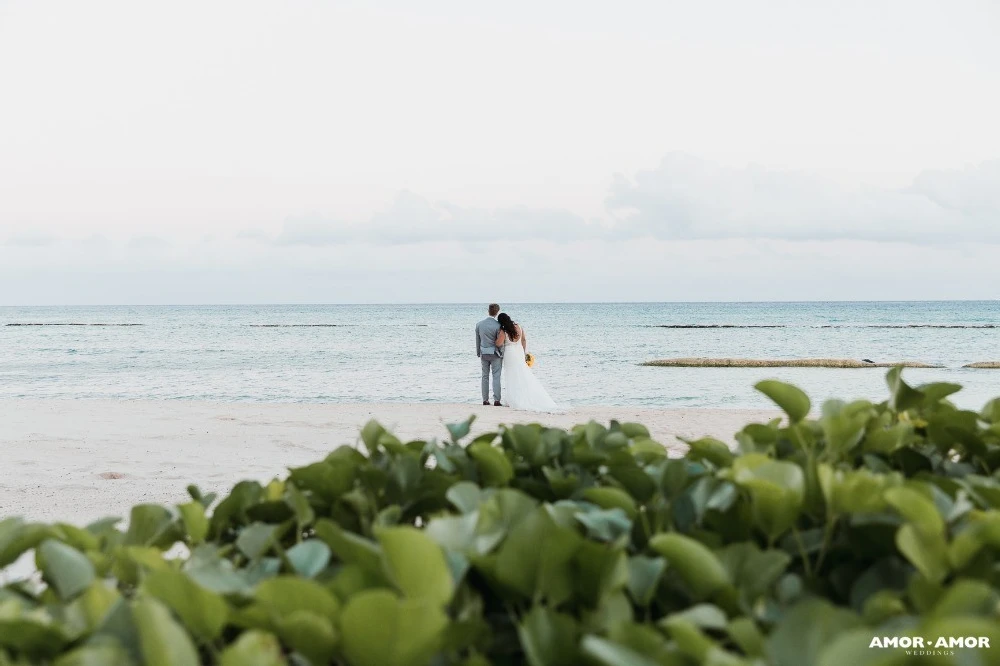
[525,352,535,367]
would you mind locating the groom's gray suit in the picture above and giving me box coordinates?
[476,316,503,403]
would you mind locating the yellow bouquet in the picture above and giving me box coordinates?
[525,352,535,367]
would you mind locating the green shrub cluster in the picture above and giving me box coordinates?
[2,367,1000,665]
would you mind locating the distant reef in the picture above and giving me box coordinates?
[641,358,944,368]
[964,362,1000,369]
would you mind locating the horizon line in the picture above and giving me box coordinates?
[2,299,999,308]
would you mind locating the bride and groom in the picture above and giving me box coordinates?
[475,303,560,412]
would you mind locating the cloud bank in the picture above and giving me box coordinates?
[265,155,1000,247]
[605,154,1000,243]
[274,191,605,247]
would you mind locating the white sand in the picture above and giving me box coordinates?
[0,400,776,526]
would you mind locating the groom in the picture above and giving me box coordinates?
[475,303,503,406]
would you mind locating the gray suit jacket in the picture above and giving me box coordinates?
[475,317,502,357]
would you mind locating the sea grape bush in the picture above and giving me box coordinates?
[2,367,1000,665]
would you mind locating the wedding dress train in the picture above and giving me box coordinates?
[501,339,561,412]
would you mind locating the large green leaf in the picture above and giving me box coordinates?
[730,456,804,541]
[620,423,650,439]
[132,598,201,666]
[446,415,476,442]
[285,540,331,578]
[575,507,632,543]
[468,442,514,487]
[955,518,998,560]
[377,527,454,605]
[648,534,730,601]
[314,520,383,574]
[182,546,253,595]
[285,484,316,531]
[884,487,944,535]
[572,542,630,608]
[727,617,764,657]
[124,505,179,548]
[37,539,95,600]
[176,501,208,545]
[0,519,51,567]
[579,636,663,666]
[424,512,479,553]
[51,523,99,552]
[508,424,560,467]
[287,462,355,502]
[495,507,581,602]
[626,555,666,607]
[253,576,340,621]
[819,400,872,456]
[52,641,134,666]
[340,590,448,666]
[219,631,287,666]
[580,488,638,519]
[141,569,227,641]
[66,582,122,632]
[517,606,580,666]
[755,380,811,423]
[445,482,487,514]
[208,481,263,538]
[683,437,734,468]
[980,397,1000,424]
[360,419,388,454]
[717,543,790,603]
[918,382,962,405]
[819,466,898,515]
[236,522,280,560]
[885,367,923,412]
[274,611,338,665]
[928,579,998,618]
[767,599,861,666]
[0,616,75,659]
[895,524,949,584]
[663,604,728,631]
[659,617,716,662]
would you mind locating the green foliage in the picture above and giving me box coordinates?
[3,370,1000,664]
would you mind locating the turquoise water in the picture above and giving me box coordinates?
[1,302,999,409]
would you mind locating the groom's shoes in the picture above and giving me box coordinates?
[494,401,501,406]
[483,400,489,405]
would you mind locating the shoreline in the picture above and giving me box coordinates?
[0,399,776,526]
[641,358,944,368]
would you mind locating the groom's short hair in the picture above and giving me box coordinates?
[488,303,500,316]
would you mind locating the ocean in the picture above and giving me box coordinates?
[1,302,999,410]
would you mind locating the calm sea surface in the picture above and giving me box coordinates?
[2,302,999,410]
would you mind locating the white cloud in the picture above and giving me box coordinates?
[909,161,1000,218]
[262,156,1000,247]
[273,191,605,246]
[127,236,171,249]
[606,155,1000,243]
[4,233,56,247]
[76,234,113,247]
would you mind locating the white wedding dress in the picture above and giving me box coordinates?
[502,336,561,412]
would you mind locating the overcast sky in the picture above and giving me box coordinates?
[1,0,999,304]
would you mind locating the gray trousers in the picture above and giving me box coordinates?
[481,353,502,402]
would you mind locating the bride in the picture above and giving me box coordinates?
[494,313,561,412]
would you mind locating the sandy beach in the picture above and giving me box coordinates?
[0,399,775,526]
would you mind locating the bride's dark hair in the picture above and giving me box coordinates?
[497,313,518,341]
